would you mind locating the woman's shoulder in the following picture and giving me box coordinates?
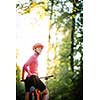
[30,55,35,59]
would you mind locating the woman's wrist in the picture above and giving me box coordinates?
[28,71,32,75]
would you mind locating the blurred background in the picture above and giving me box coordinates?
[16,0,83,100]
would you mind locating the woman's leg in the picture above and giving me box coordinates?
[25,92,30,100]
[25,77,30,100]
[42,88,49,100]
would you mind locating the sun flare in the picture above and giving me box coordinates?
[16,9,49,77]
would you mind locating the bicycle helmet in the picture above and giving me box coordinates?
[32,43,44,50]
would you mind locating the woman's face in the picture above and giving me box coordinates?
[35,47,42,54]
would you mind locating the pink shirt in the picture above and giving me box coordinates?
[23,53,39,77]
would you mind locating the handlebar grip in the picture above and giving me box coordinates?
[20,80,25,82]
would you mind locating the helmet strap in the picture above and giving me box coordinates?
[34,49,40,55]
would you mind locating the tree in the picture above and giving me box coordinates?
[46,0,83,100]
[16,0,83,99]
[16,49,25,100]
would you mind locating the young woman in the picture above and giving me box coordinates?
[22,43,49,100]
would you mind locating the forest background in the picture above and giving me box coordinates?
[16,0,83,100]
[0,0,100,100]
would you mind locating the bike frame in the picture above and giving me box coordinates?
[29,86,41,100]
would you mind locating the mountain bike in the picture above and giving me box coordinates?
[21,75,54,100]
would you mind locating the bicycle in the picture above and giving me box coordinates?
[21,75,54,100]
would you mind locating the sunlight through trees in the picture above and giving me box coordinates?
[16,0,83,100]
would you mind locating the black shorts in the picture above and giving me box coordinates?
[25,75,46,92]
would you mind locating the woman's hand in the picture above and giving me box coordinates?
[27,70,32,76]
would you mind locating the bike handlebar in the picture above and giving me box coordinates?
[40,75,54,80]
[21,75,54,82]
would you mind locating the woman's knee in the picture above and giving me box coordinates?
[25,92,30,100]
[42,88,49,95]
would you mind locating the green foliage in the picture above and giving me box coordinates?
[16,0,47,15]
[46,0,83,100]
[47,0,73,31]
[16,0,83,99]
[16,64,25,100]
[16,82,25,100]
[46,31,74,100]
[16,63,21,83]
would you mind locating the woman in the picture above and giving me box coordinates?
[22,43,49,100]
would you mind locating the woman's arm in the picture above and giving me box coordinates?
[22,56,34,79]
[22,68,25,80]
[22,63,32,79]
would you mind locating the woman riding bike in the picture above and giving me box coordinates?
[22,43,49,100]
